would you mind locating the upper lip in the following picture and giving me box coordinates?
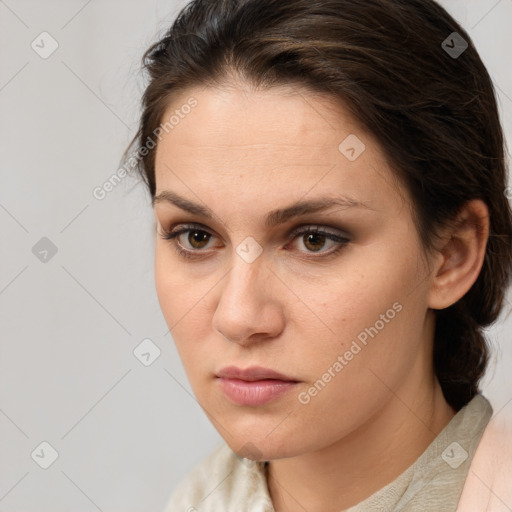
[216,365,298,382]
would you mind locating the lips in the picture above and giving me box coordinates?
[216,366,299,406]
[216,365,298,382]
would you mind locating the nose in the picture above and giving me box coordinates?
[212,255,285,346]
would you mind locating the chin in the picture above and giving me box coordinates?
[222,429,304,462]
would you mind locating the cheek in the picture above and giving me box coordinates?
[154,247,203,321]
[154,250,202,359]
[154,248,214,366]
[154,250,179,320]
[289,304,419,445]
[292,250,424,379]
[291,261,400,338]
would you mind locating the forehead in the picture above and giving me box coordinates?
[156,83,364,158]
[153,84,407,216]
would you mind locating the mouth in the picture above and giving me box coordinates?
[215,366,300,406]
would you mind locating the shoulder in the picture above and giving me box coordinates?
[456,403,512,511]
[163,443,273,512]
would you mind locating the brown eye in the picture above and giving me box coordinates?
[158,224,217,255]
[302,232,328,252]
[288,227,349,256]
[187,230,211,249]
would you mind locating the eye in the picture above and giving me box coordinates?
[286,226,350,256]
[158,224,217,259]
[158,223,350,259]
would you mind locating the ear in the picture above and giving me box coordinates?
[428,199,489,310]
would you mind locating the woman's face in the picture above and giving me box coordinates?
[153,83,436,460]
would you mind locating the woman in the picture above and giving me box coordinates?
[125,0,512,510]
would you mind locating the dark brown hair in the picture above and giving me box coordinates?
[126,0,512,411]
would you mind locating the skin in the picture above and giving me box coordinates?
[152,81,489,511]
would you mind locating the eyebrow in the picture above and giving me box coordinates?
[152,190,372,228]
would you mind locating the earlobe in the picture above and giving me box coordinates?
[428,200,490,310]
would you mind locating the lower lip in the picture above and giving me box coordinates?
[217,378,298,406]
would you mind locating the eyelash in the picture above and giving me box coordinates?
[158,223,350,260]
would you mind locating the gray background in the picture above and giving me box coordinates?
[1,1,511,511]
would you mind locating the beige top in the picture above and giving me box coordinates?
[164,394,507,511]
